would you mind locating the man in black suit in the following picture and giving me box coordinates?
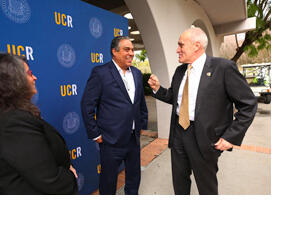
[148,27,257,195]
[81,36,148,195]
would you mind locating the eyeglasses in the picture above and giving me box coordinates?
[26,69,33,77]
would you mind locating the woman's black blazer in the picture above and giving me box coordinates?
[0,109,78,194]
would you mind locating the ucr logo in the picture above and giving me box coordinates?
[91,52,103,64]
[63,112,80,135]
[54,11,73,28]
[6,44,34,60]
[114,28,123,37]
[89,17,103,39]
[60,84,78,97]
[57,44,76,68]
[1,0,31,24]
[69,147,82,160]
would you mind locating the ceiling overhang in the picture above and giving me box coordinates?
[214,17,256,36]
[195,0,256,35]
[82,0,256,49]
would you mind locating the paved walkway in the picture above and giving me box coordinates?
[114,97,271,195]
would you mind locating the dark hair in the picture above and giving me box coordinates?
[0,53,40,117]
[110,36,130,57]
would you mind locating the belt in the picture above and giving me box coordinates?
[175,114,194,125]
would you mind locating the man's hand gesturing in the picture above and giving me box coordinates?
[148,74,160,92]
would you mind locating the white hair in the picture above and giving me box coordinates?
[189,25,208,50]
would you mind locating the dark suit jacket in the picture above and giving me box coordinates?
[81,61,148,146]
[0,109,78,194]
[154,56,257,160]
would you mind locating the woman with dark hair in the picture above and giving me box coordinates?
[0,53,78,194]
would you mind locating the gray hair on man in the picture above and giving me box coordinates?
[189,25,208,50]
[110,36,131,57]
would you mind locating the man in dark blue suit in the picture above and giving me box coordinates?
[81,36,148,195]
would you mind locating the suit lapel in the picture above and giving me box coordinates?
[194,55,213,118]
[131,67,139,102]
[109,61,132,103]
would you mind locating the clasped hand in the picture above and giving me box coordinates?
[214,138,233,151]
[95,131,145,144]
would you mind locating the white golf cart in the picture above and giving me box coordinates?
[241,63,271,104]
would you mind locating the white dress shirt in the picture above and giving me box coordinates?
[112,59,136,130]
[112,60,135,104]
[177,53,206,121]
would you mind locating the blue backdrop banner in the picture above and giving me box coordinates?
[0,0,128,194]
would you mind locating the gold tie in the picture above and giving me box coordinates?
[179,64,192,130]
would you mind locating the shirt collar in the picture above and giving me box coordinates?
[189,53,206,70]
[112,59,131,73]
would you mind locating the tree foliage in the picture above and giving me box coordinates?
[135,49,147,62]
[231,0,271,63]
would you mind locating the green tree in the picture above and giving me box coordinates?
[135,49,147,62]
[231,0,271,63]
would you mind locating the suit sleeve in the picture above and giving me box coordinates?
[2,114,78,194]
[81,68,102,139]
[222,61,258,145]
[152,67,181,105]
[153,86,173,105]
